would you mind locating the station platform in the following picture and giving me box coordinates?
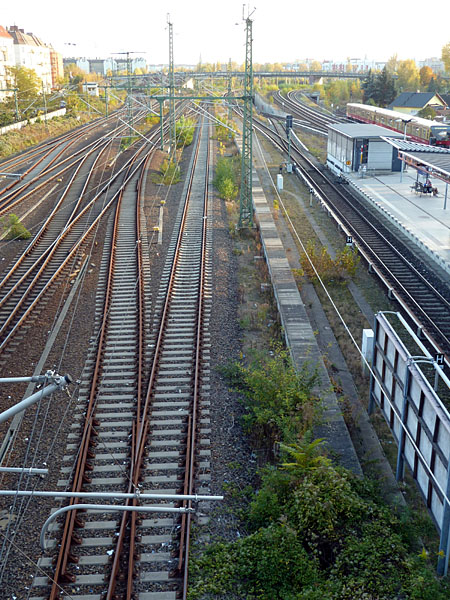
[345,170,450,276]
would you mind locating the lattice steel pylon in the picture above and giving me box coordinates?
[167,14,176,159]
[238,16,254,228]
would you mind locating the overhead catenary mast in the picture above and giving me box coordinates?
[238,7,255,228]
[167,14,176,159]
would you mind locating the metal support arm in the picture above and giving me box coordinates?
[0,372,72,424]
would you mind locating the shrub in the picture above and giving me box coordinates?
[217,176,237,201]
[176,116,195,147]
[221,347,319,449]
[1,214,31,240]
[214,156,240,200]
[300,241,359,283]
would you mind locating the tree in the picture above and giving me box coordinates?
[310,60,322,72]
[374,66,396,106]
[442,42,450,74]
[417,106,436,120]
[361,69,376,102]
[63,62,86,85]
[385,54,398,75]
[397,59,420,91]
[427,76,445,93]
[361,67,396,107]
[6,66,40,118]
[420,66,434,88]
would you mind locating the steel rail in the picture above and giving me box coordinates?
[181,114,210,599]
[104,149,152,600]
[0,117,163,351]
[0,113,120,196]
[46,147,144,598]
[34,104,197,597]
[103,114,208,599]
[0,113,134,216]
[45,119,169,594]
[0,138,112,300]
[0,137,154,352]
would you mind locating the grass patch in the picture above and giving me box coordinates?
[151,159,181,185]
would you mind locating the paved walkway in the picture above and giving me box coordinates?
[346,170,450,276]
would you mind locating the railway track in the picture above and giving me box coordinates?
[0,113,129,205]
[29,114,213,600]
[0,121,151,353]
[253,114,450,363]
[272,90,345,135]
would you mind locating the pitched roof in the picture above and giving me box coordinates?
[388,92,444,109]
[7,26,45,47]
[0,25,13,40]
[440,94,450,108]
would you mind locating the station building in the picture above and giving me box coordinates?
[327,123,404,175]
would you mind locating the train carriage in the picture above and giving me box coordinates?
[346,103,450,147]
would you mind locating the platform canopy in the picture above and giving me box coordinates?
[382,137,450,186]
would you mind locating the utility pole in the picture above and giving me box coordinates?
[227,58,233,124]
[126,52,133,135]
[42,82,48,127]
[167,14,176,159]
[238,10,254,228]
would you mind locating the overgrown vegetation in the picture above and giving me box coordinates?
[0,115,91,160]
[300,240,360,283]
[120,135,139,151]
[176,116,195,147]
[189,405,450,599]
[151,158,180,185]
[214,116,235,144]
[221,347,319,451]
[0,214,31,240]
[213,156,240,201]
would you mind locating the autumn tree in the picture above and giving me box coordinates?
[5,66,40,117]
[442,43,450,74]
[396,59,420,91]
[419,66,434,88]
[385,54,398,74]
[310,60,322,72]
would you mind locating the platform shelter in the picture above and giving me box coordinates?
[327,123,404,175]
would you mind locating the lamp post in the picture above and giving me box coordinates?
[396,117,412,182]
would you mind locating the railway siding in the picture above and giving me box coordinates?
[248,144,362,474]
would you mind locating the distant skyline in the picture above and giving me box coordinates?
[2,1,449,66]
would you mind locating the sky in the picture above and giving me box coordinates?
[2,0,449,66]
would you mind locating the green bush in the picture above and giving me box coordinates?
[214,156,240,200]
[176,115,195,147]
[301,241,360,283]
[1,214,31,240]
[222,347,319,448]
[190,426,450,599]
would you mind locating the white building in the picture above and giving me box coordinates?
[82,82,99,96]
[7,26,52,92]
[417,57,445,74]
[0,25,14,100]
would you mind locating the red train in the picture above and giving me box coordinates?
[346,103,450,147]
